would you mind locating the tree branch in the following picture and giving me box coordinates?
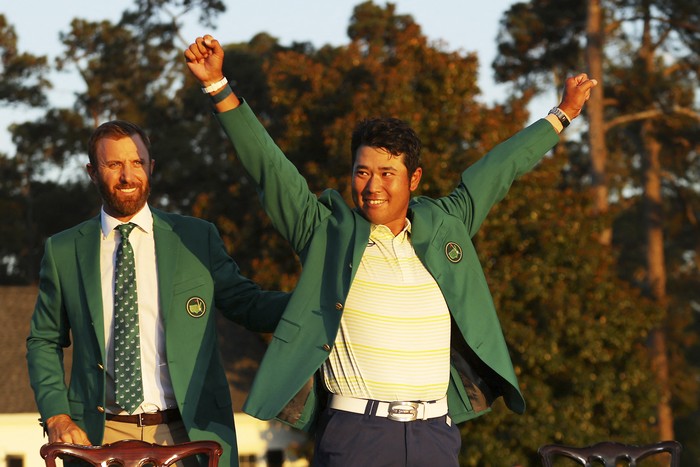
[673,106,700,121]
[605,109,663,131]
[604,106,700,131]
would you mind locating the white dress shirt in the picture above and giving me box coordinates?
[99,204,176,414]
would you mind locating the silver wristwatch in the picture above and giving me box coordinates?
[548,107,571,128]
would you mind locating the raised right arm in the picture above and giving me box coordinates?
[184,35,332,252]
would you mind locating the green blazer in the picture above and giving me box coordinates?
[216,102,559,432]
[26,208,289,467]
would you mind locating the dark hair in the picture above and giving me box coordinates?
[87,120,151,165]
[350,117,422,176]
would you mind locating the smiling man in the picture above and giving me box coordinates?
[26,120,289,467]
[350,117,423,236]
[185,35,597,467]
[87,123,153,220]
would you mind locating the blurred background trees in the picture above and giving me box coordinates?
[494,0,700,461]
[1,0,698,465]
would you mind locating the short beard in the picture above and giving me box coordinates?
[97,181,150,218]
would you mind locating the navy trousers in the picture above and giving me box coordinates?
[312,406,461,467]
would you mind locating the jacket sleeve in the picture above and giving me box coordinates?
[215,101,332,254]
[207,222,289,332]
[432,119,560,237]
[26,237,72,421]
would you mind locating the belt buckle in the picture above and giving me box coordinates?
[387,401,419,422]
[136,413,145,427]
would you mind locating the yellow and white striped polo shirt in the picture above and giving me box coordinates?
[321,221,451,401]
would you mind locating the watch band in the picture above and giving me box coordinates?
[548,107,571,128]
[209,85,233,104]
[201,77,228,94]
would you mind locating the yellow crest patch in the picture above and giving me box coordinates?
[186,297,206,318]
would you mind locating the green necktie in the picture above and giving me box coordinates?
[113,223,143,414]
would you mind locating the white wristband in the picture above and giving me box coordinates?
[201,77,228,94]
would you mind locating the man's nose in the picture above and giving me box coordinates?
[120,164,134,183]
[365,174,381,192]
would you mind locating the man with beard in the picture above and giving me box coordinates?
[26,120,289,467]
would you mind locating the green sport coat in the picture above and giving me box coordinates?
[26,208,289,467]
[216,102,560,432]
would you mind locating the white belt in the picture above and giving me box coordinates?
[329,395,448,422]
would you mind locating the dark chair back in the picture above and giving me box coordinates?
[538,440,681,467]
[40,439,223,467]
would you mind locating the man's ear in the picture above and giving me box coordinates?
[149,159,155,175]
[86,163,97,184]
[409,167,422,191]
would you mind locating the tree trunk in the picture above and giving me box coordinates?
[585,0,610,246]
[639,0,673,438]
[641,120,674,441]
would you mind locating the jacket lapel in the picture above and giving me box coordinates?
[76,217,106,357]
[408,205,444,280]
[407,206,430,254]
[351,210,371,284]
[152,210,179,325]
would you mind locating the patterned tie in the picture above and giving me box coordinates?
[113,223,143,414]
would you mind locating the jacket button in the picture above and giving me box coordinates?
[322,344,332,352]
[335,303,343,310]
[96,406,105,413]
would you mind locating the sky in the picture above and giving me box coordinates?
[0,0,528,154]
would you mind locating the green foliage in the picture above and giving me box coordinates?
[493,0,587,92]
[0,14,50,106]
[493,0,700,463]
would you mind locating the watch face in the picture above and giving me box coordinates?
[549,108,570,127]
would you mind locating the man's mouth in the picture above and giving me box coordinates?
[116,186,138,194]
[365,199,386,206]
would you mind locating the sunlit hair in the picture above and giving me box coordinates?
[87,120,151,165]
[350,117,422,177]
